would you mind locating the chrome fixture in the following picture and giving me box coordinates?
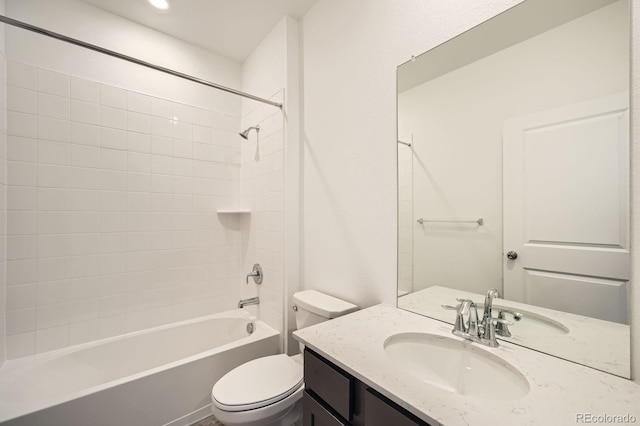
[417,218,483,225]
[482,288,522,338]
[442,298,512,347]
[495,308,523,337]
[506,250,518,260]
[239,125,260,140]
[0,15,282,109]
[246,264,263,284]
[238,297,260,308]
[246,322,255,334]
[482,288,500,328]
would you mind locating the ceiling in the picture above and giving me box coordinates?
[78,0,318,62]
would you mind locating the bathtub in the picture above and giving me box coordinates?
[0,310,279,426]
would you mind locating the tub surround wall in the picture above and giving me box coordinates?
[239,17,301,353]
[2,0,246,359]
[237,91,284,333]
[4,66,242,358]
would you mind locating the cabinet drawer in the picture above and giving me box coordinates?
[364,388,430,426]
[304,349,353,420]
[303,391,349,426]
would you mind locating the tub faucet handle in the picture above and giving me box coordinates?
[246,264,263,284]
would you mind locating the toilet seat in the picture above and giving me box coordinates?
[212,354,303,412]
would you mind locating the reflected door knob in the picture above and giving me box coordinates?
[506,251,518,260]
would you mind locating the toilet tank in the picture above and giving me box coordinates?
[293,290,358,330]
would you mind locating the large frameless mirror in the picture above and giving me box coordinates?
[397,0,630,377]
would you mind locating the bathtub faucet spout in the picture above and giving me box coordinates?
[238,297,260,308]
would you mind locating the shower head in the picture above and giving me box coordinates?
[239,125,260,140]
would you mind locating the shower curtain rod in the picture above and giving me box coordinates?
[0,15,283,109]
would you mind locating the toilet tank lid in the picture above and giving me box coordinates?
[293,290,358,319]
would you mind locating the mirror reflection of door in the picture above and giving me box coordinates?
[503,94,630,324]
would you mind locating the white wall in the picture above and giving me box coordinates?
[239,17,301,354]
[0,0,7,366]
[3,0,245,358]
[399,2,628,295]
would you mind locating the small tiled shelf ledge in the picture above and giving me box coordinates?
[216,209,251,214]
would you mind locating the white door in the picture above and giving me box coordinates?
[503,93,630,324]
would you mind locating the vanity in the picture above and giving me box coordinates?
[303,348,428,426]
[294,305,640,426]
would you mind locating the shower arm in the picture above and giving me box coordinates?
[0,14,283,110]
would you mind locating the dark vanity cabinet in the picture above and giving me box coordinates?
[303,349,432,426]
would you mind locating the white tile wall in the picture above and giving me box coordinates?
[239,90,284,336]
[5,61,243,358]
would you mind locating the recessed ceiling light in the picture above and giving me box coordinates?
[149,0,170,11]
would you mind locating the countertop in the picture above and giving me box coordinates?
[398,286,630,377]
[293,304,640,426]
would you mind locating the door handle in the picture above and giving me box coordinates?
[506,251,518,260]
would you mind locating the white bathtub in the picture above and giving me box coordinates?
[0,310,279,426]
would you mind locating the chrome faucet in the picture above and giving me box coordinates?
[442,298,512,347]
[482,288,500,328]
[238,297,260,308]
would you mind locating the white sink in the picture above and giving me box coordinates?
[384,333,530,400]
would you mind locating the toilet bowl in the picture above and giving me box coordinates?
[211,290,358,426]
[211,354,304,426]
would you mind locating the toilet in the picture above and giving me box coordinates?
[211,290,358,426]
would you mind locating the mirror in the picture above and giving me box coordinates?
[397,0,630,377]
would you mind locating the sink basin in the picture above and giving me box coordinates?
[384,333,530,400]
[478,305,570,339]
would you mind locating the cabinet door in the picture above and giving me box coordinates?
[304,349,353,420]
[303,391,349,426]
[364,389,430,426]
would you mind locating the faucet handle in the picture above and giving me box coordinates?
[441,304,460,310]
[246,264,263,284]
[495,310,520,337]
[481,317,513,347]
[449,299,474,334]
[498,309,523,321]
[489,317,513,326]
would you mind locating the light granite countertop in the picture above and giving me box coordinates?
[398,286,630,377]
[293,304,640,426]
